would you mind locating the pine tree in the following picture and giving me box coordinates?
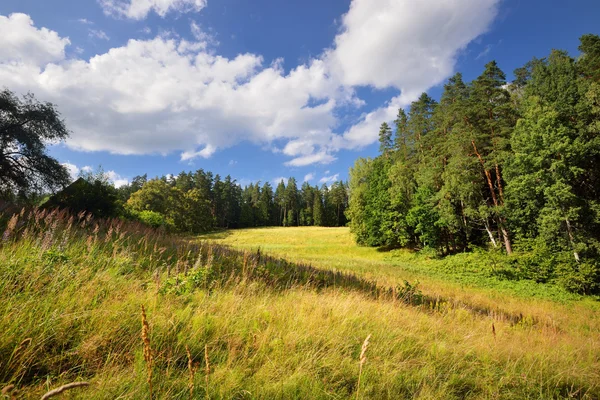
[313,189,324,226]
[378,122,393,154]
[467,61,516,253]
[285,177,299,226]
[393,109,409,152]
[274,180,286,226]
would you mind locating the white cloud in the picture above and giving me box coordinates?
[228,160,237,166]
[0,1,499,167]
[325,0,499,151]
[62,162,80,180]
[303,173,314,182]
[89,29,110,41]
[272,177,288,186]
[285,151,336,167]
[326,0,499,92]
[181,145,217,161]
[106,170,129,188]
[62,163,127,187]
[1,24,344,162]
[99,0,208,20]
[77,18,94,25]
[0,13,70,66]
[334,94,414,150]
[190,21,218,46]
[319,173,339,184]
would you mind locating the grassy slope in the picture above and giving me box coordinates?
[199,227,600,324]
[2,217,599,399]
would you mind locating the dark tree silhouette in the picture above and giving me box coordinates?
[0,89,70,196]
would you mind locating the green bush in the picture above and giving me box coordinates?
[556,260,600,295]
[135,210,173,230]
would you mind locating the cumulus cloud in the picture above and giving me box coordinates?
[0,0,500,167]
[62,162,81,180]
[0,13,70,66]
[0,19,343,161]
[319,173,339,184]
[99,0,207,20]
[303,173,314,182]
[333,94,414,150]
[327,0,498,92]
[325,0,500,151]
[106,170,129,188]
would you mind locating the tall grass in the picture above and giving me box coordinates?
[1,209,599,398]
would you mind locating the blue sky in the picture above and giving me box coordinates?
[1,0,599,188]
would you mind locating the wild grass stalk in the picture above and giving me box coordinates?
[186,345,197,400]
[356,333,371,400]
[204,344,210,400]
[141,305,153,399]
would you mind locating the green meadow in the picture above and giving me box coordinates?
[2,213,598,399]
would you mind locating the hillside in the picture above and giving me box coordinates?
[1,212,599,399]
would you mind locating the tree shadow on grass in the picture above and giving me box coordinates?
[196,244,544,329]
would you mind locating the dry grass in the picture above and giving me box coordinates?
[199,227,600,338]
[0,212,598,398]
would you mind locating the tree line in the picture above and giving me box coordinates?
[347,34,600,293]
[113,171,349,232]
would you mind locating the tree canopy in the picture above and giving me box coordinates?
[0,89,70,197]
[347,34,600,293]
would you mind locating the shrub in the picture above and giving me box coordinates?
[135,210,172,230]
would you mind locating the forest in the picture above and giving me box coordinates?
[115,172,349,231]
[347,34,600,293]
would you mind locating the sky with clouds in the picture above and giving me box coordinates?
[1,0,599,188]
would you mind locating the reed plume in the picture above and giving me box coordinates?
[186,345,197,400]
[356,334,371,400]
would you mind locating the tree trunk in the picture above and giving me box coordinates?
[484,220,498,248]
[565,217,581,262]
[495,163,505,203]
[472,139,513,254]
[499,222,512,254]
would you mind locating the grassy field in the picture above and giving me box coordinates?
[2,217,600,399]
[200,227,600,326]
[198,227,592,297]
